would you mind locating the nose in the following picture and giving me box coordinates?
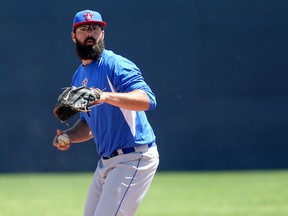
[86,26,94,37]
[87,32,92,37]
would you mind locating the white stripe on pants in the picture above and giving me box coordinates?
[84,145,159,216]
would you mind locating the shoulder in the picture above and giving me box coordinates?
[101,49,138,69]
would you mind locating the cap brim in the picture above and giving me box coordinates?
[73,21,106,29]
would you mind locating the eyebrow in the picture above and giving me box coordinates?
[76,24,103,32]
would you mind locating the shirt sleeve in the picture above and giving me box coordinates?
[111,57,157,110]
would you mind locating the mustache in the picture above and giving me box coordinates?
[84,37,96,44]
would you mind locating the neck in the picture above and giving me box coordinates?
[82,59,93,66]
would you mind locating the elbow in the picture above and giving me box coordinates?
[138,87,157,111]
[146,91,157,111]
[148,98,157,110]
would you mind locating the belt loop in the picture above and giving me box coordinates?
[117,149,123,155]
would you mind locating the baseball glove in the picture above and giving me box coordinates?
[53,86,102,123]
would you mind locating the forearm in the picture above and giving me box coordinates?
[98,89,151,111]
[63,119,93,143]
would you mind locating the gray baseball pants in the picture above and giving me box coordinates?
[84,145,159,216]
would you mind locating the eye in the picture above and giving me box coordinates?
[91,25,100,31]
[78,26,88,32]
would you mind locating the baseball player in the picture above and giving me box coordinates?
[52,9,159,216]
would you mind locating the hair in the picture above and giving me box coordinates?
[75,36,105,60]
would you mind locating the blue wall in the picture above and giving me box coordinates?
[1,0,287,172]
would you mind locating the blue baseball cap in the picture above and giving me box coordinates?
[73,10,106,30]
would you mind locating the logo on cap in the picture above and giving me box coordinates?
[84,12,93,21]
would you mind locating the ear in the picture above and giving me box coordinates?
[71,32,76,43]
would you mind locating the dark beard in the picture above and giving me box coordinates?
[75,37,105,60]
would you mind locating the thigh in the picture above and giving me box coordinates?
[95,150,159,216]
[84,166,103,216]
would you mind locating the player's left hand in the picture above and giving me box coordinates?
[53,86,103,124]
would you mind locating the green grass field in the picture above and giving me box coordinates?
[0,170,287,216]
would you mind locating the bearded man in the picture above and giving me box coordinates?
[52,9,159,216]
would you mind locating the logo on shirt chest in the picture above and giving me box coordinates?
[82,78,88,86]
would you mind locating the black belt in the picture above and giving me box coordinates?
[102,142,155,160]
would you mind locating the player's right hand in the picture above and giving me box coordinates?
[52,129,71,151]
